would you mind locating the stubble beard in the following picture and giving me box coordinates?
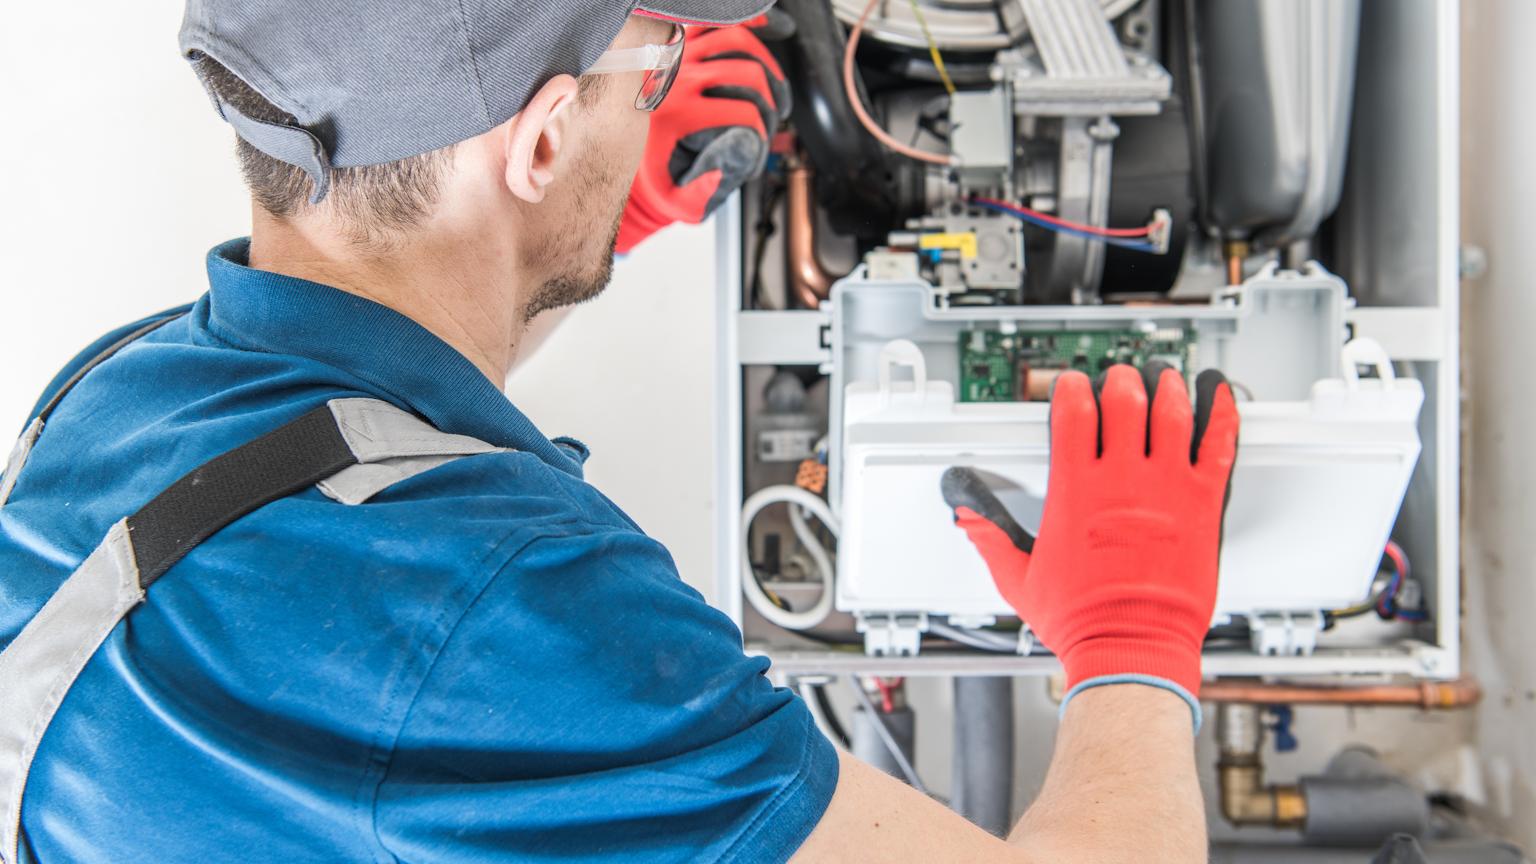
[521,148,629,324]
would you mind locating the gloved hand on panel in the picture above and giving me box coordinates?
[615,23,790,254]
[941,363,1240,730]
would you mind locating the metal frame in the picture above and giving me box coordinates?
[1430,0,1462,682]
[758,644,1443,681]
[713,0,1461,682]
[713,198,746,626]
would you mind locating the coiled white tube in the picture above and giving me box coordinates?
[740,485,840,631]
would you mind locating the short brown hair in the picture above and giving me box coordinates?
[195,58,611,245]
[193,55,455,245]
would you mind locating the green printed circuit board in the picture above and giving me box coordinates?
[958,327,1197,403]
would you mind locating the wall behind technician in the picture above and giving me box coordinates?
[0,1,721,595]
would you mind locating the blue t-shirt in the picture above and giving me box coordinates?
[0,239,837,863]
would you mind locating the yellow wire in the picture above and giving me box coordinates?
[906,0,957,95]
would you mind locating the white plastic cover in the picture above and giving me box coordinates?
[837,341,1423,622]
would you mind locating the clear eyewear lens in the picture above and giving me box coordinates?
[634,26,684,111]
[636,52,681,109]
[584,24,685,112]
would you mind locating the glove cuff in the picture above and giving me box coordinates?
[1059,674,1203,734]
[1060,633,1203,702]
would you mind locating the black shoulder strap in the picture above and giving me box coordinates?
[17,311,363,587]
[15,311,497,589]
[126,404,358,587]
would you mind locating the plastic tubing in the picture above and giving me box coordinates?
[740,485,841,631]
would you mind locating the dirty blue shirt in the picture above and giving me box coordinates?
[0,239,837,863]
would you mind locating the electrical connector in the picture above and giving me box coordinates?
[1147,208,1173,255]
[795,458,828,494]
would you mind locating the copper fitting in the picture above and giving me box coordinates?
[1216,704,1306,829]
[1223,239,1250,286]
[1219,762,1307,828]
[786,164,836,308]
[1202,677,1482,710]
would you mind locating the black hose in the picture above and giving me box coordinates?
[748,177,785,308]
[770,0,912,240]
[810,684,851,749]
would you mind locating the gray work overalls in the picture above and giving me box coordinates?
[0,315,505,863]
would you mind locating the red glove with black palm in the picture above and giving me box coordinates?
[616,24,790,254]
[942,363,1240,730]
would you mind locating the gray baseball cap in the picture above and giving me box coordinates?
[180,0,773,202]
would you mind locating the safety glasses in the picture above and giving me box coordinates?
[584,23,686,112]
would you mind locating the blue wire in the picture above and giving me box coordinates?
[1375,551,1429,621]
[967,199,1162,253]
[1377,567,1400,617]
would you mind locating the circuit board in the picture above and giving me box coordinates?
[959,327,1197,402]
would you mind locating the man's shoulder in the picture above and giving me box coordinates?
[333,444,643,550]
[2,302,652,638]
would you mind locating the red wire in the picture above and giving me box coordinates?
[970,196,1156,238]
[872,677,903,713]
[873,679,893,713]
[1384,540,1409,580]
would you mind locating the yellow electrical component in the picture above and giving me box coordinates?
[918,232,978,259]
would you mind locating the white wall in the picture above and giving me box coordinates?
[0,2,720,597]
[1460,0,1536,847]
[0,2,248,434]
[505,226,720,597]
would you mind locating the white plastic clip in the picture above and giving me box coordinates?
[877,339,929,407]
[1248,610,1324,657]
[1340,337,1398,390]
[857,612,929,657]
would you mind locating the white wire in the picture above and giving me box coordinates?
[788,503,835,598]
[928,620,1018,652]
[740,485,840,631]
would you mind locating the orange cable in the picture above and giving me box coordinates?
[843,0,954,166]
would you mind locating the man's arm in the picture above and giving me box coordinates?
[794,363,1238,863]
[791,684,1202,864]
[1008,685,1204,860]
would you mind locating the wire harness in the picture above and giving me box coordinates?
[969,196,1171,253]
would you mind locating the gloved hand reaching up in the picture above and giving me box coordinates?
[616,24,790,253]
[942,363,1239,728]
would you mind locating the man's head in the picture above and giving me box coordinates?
[182,1,762,329]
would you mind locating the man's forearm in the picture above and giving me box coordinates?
[788,683,1205,864]
[1008,684,1206,864]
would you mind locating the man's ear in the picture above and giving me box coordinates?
[503,74,581,203]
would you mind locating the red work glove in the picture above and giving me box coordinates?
[615,25,791,254]
[941,363,1239,728]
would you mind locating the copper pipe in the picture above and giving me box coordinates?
[1202,677,1482,710]
[1223,238,1250,286]
[787,165,836,308]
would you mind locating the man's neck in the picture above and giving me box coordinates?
[248,208,522,385]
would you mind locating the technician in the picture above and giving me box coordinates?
[0,2,1238,862]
